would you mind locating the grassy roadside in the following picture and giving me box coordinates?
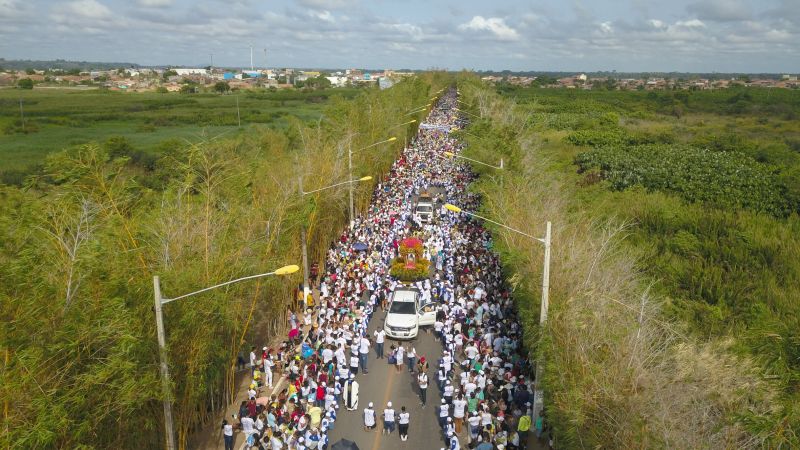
[454,76,798,448]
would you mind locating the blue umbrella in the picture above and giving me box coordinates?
[353,242,369,252]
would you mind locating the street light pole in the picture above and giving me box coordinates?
[298,173,310,301]
[152,265,299,450]
[442,204,552,427]
[153,276,176,450]
[347,140,354,229]
[532,220,551,425]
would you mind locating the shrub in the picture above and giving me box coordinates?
[575,144,790,216]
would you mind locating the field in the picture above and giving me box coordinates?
[0,87,361,172]
[0,74,443,449]
[457,80,800,446]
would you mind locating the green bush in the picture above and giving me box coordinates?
[575,144,790,216]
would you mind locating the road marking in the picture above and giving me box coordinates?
[371,357,398,450]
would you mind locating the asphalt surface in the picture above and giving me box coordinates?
[328,310,449,450]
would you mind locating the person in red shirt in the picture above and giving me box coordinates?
[316,383,326,407]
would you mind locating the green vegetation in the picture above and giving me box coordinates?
[0,74,445,449]
[0,87,362,172]
[575,144,790,216]
[457,79,800,447]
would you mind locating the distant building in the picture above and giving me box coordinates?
[173,68,208,76]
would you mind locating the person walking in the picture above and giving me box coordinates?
[364,402,377,431]
[407,347,417,373]
[453,393,467,434]
[221,419,234,450]
[417,371,429,407]
[359,335,370,374]
[383,402,396,435]
[398,406,410,441]
[249,346,258,377]
[438,399,449,430]
[374,329,385,359]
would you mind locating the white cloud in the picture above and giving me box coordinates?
[459,16,519,41]
[296,0,356,9]
[309,10,334,23]
[648,19,666,29]
[137,0,173,7]
[59,0,112,20]
[599,21,613,33]
[675,19,706,28]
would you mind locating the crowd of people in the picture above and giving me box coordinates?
[223,88,550,450]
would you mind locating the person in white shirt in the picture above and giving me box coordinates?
[452,393,467,434]
[395,345,405,373]
[373,329,385,359]
[249,346,257,377]
[221,419,234,450]
[363,402,376,431]
[263,354,275,388]
[358,336,370,374]
[418,371,429,406]
[398,406,410,441]
[443,380,454,404]
[383,402,396,434]
[240,415,255,436]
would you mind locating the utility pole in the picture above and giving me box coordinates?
[250,44,254,72]
[297,173,310,303]
[346,139,354,229]
[532,221,552,427]
[153,276,176,450]
[19,99,24,133]
[236,96,241,128]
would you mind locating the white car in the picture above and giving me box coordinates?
[384,287,437,339]
[415,197,435,223]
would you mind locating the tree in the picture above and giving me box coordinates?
[18,78,34,89]
[180,82,198,94]
[25,68,35,75]
[214,81,231,93]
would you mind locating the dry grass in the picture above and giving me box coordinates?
[460,80,780,449]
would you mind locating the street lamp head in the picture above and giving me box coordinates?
[443,151,455,157]
[409,120,417,123]
[444,204,462,213]
[274,264,300,275]
[388,137,397,142]
[359,176,373,181]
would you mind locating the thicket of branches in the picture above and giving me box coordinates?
[455,75,793,448]
[0,73,448,449]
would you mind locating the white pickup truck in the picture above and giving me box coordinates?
[383,287,437,339]
[414,195,435,224]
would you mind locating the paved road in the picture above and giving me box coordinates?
[329,311,449,450]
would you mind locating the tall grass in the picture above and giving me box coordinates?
[456,76,794,448]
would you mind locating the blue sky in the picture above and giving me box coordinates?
[0,0,797,72]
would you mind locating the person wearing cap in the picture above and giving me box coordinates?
[468,411,482,444]
[438,398,449,429]
[447,430,460,450]
[343,374,359,411]
[383,402,396,434]
[363,402,377,431]
[443,379,454,404]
